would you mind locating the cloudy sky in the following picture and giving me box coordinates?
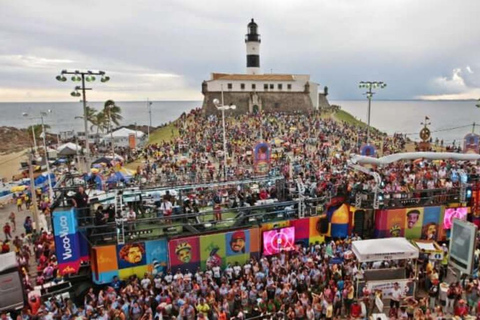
[1,0,479,102]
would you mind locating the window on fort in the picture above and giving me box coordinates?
[252,84,256,90]
[241,83,245,90]
[287,84,292,90]
[264,84,268,90]
[275,103,280,109]
[278,84,283,90]
[270,84,274,90]
[227,83,233,89]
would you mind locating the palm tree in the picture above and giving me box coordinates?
[90,111,107,136]
[85,106,98,127]
[103,100,123,128]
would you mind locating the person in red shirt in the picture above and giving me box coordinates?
[350,300,361,318]
[3,223,12,240]
[259,189,269,200]
[455,299,469,317]
[28,295,41,315]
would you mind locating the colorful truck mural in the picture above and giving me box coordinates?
[84,202,475,284]
[374,205,470,241]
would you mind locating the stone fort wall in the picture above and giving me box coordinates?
[202,91,329,115]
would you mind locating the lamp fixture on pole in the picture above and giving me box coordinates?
[358,81,387,143]
[56,69,110,171]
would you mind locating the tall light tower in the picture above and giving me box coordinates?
[213,98,236,180]
[56,70,110,170]
[358,81,387,143]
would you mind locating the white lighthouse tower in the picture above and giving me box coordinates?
[245,19,261,75]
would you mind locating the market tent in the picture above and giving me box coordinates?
[352,238,419,263]
[107,128,145,139]
[57,143,82,156]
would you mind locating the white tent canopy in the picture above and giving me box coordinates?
[57,142,82,152]
[352,238,419,263]
[105,128,145,139]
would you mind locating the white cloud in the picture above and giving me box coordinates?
[419,66,480,100]
[0,55,75,68]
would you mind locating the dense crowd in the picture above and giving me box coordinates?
[127,109,476,204]
[4,108,480,319]
[15,236,480,320]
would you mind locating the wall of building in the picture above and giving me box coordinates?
[308,81,319,109]
[206,77,310,93]
[202,91,315,115]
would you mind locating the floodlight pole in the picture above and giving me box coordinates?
[56,70,110,171]
[80,74,90,169]
[359,81,387,144]
[40,114,54,200]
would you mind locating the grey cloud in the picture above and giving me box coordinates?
[1,0,479,101]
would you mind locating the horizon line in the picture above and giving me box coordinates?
[0,98,477,103]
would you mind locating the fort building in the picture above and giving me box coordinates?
[202,19,330,115]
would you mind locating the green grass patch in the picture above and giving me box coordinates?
[148,122,179,145]
[334,109,384,134]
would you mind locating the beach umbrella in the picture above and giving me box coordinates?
[11,185,27,192]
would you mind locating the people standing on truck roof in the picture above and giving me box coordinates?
[72,186,89,226]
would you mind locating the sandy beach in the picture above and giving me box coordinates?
[0,150,28,181]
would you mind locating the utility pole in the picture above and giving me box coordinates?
[147,99,152,141]
[472,122,476,134]
[28,152,40,231]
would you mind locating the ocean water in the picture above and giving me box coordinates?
[0,101,201,134]
[0,100,476,144]
[334,100,477,145]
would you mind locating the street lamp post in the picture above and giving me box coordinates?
[56,70,110,170]
[147,99,153,141]
[213,98,236,180]
[358,81,387,143]
[23,110,54,200]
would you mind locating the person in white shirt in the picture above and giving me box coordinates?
[160,197,173,223]
[212,266,221,282]
[233,263,242,279]
[165,271,173,284]
[173,270,184,281]
[141,274,151,290]
[390,282,402,309]
[225,264,233,280]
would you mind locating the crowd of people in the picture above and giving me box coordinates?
[127,109,476,203]
[3,108,480,319]
[15,236,480,320]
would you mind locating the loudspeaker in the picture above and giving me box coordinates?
[316,217,329,234]
[353,210,365,236]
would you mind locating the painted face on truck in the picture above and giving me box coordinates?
[119,244,145,264]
